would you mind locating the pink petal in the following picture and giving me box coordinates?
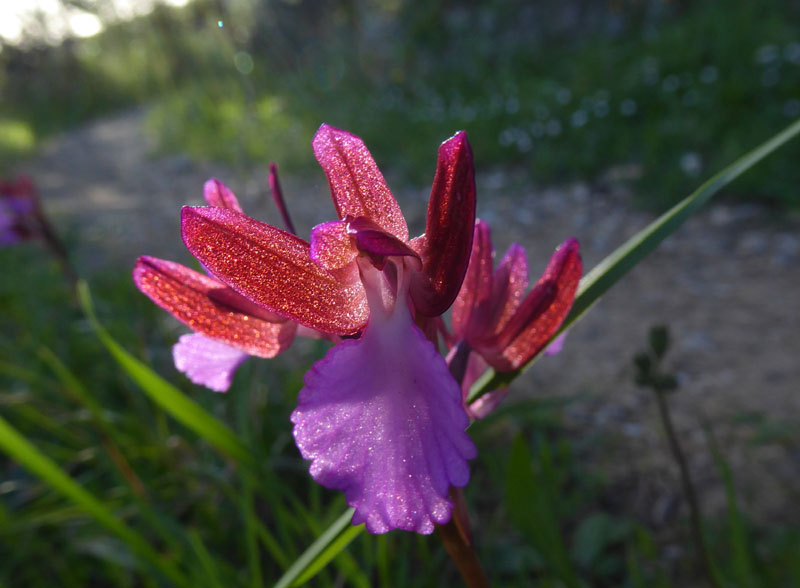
[181,206,368,335]
[291,303,476,534]
[410,131,476,317]
[310,220,358,271]
[543,331,568,356]
[203,178,242,212]
[451,220,494,340]
[485,243,528,338]
[347,216,421,271]
[487,238,582,371]
[172,333,249,392]
[456,352,508,419]
[312,124,409,241]
[133,256,297,357]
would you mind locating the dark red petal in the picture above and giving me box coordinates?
[410,131,476,317]
[133,256,296,358]
[312,124,409,241]
[347,216,421,266]
[181,206,368,335]
[451,220,494,339]
[483,239,582,371]
[203,178,243,212]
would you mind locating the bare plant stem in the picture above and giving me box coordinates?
[653,387,718,588]
[436,516,490,588]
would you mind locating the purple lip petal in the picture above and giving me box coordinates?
[172,333,249,392]
[312,124,409,241]
[268,163,297,235]
[410,131,476,317]
[203,178,243,212]
[133,256,297,357]
[181,206,368,335]
[291,303,476,534]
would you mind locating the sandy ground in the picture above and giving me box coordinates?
[19,108,800,528]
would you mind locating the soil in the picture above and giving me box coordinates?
[18,108,800,532]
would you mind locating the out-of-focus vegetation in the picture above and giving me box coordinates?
[2,0,800,208]
[2,241,800,586]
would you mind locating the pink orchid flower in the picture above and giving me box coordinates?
[180,125,477,534]
[451,219,582,416]
[133,178,298,392]
[1,176,39,246]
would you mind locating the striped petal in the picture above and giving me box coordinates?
[203,178,242,211]
[312,124,409,241]
[133,256,297,357]
[410,131,476,317]
[486,238,582,371]
[181,206,368,335]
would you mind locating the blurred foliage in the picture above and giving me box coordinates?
[2,230,800,584]
[2,0,800,208]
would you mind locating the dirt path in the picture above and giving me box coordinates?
[20,108,800,524]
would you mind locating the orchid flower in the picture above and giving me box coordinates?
[451,219,582,417]
[180,125,478,534]
[133,178,298,392]
[1,176,38,246]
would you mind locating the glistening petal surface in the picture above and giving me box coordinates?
[492,238,582,371]
[312,124,408,241]
[203,178,242,211]
[181,206,368,335]
[410,131,476,316]
[133,256,296,357]
[291,303,476,534]
[172,334,249,392]
[451,220,494,339]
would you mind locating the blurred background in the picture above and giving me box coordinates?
[1,1,799,586]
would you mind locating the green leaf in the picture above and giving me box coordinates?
[77,281,252,467]
[506,435,580,588]
[469,116,800,402]
[0,413,190,587]
[273,508,364,588]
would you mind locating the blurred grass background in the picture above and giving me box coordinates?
[2,1,800,586]
[3,0,800,208]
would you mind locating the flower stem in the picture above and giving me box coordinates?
[436,516,489,588]
[653,387,718,587]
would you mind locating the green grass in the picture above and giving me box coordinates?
[2,236,799,586]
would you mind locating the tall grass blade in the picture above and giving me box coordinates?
[77,280,252,466]
[707,429,758,587]
[0,414,190,587]
[273,508,363,588]
[470,117,800,400]
[506,435,580,588]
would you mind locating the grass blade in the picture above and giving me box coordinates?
[77,280,252,467]
[0,413,190,587]
[273,508,363,588]
[470,116,800,400]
